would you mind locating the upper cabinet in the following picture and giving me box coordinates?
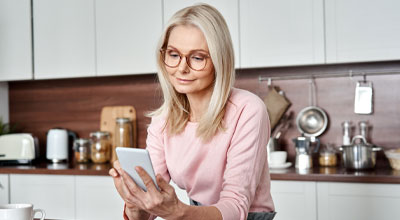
[325,0,400,63]
[96,0,162,76]
[163,0,240,69]
[33,0,96,79]
[239,0,325,69]
[0,0,33,81]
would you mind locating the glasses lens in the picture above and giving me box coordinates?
[188,52,208,71]
[163,49,180,67]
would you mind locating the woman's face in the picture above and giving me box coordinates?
[164,25,215,97]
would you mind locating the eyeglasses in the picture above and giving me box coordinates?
[160,48,210,71]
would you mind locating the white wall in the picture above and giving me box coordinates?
[0,82,9,123]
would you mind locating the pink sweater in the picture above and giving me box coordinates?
[146,88,275,220]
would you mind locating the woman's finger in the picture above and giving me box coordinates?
[156,174,174,194]
[135,166,159,193]
[120,168,145,196]
[109,168,120,177]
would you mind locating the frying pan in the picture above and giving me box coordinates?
[296,78,329,137]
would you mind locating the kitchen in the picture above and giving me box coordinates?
[1,0,400,219]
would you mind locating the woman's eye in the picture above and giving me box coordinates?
[167,51,180,59]
[191,55,205,61]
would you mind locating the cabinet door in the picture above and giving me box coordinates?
[0,174,9,204]
[96,0,162,76]
[270,180,317,220]
[0,0,33,81]
[325,0,400,63]
[33,0,96,79]
[10,174,75,219]
[75,175,124,220]
[317,182,400,220]
[163,0,240,69]
[240,0,324,68]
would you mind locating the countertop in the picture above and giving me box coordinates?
[1,161,400,184]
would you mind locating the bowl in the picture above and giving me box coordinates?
[384,149,400,170]
[296,106,328,137]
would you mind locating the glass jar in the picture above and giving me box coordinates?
[319,151,337,167]
[90,131,111,163]
[111,118,133,163]
[73,138,91,163]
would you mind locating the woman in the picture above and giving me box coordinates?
[109,4,275,220]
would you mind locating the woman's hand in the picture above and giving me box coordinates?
[109,160,185,219]
[109,161,150,219]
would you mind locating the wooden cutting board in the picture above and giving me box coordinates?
[100,106,137,163]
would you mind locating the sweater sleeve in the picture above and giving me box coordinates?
[146,116,171,183]
[212,98,270,220]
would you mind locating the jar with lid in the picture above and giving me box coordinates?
[73,138,91,163]
[90,131,111,163]
[111,118,133,163]
[318,144,338,167]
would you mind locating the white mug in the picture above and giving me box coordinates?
[0,204,45,220]
[269,151,287,165]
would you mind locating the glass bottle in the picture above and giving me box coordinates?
[341,121,352,145]
[111,118,133,164]
[90,131,111,163]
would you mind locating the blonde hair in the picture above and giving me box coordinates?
[150,3,235,141]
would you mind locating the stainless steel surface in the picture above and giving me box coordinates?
[340,135,382,170]
[296,106,328,137]
[267,138,279,163]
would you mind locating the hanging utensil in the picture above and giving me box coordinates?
[296,78,329,138]
[354,75,373,114]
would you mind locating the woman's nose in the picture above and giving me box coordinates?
[178,56,190,73]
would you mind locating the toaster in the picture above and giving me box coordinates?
[0,133,38,165]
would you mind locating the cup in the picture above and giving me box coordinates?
[0,204,45,220]
[269,151,287,165]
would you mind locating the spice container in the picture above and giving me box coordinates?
[90,131,111,163]
[319,152,337,167]
[111,118,134,163]
[73,138,91,163]
[319,144,338,167]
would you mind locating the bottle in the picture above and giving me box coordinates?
[359,121,369,142]
[111,118,133,164]
[341,121,352,145]
[90,131,111,163]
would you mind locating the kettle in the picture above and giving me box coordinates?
[46,128,77,163]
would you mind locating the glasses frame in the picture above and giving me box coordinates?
[160,48,210,71]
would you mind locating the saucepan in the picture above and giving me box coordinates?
[339,135,381,170]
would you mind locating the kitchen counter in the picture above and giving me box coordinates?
[1,162,400,184]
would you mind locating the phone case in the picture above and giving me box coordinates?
[116,147,158,191]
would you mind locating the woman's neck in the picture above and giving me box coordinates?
[187,88,213,122]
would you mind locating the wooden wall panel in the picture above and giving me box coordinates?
[9,61,400,162]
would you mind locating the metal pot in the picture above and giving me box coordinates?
[339,135,381,169]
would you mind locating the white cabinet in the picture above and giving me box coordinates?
[163,0,240,69]
[10,174,75,219]
[0,174,9,204]
[240,0,325,68]
[96,0,162,76]
[270,180,317,220]
[317,182,400,220]
[33,0,96,79]
[325,0,400,63]
[0,0,33,81]
[75,175,124,220]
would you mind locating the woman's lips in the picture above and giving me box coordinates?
[177,77,195,84]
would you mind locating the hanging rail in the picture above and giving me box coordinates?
[258,69,400,82]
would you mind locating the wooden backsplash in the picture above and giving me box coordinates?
[9,61,400,161]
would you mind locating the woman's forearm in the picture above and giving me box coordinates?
[175,203,222,220]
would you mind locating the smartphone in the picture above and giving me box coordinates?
[116,147,158,191]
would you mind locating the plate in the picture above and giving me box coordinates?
[269,162,292,169]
